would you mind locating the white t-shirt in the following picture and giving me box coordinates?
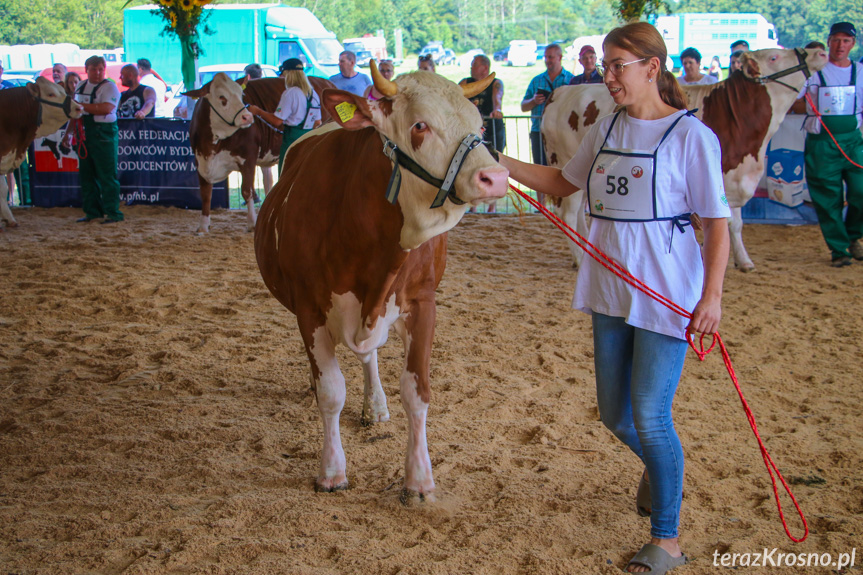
[75,79,121,123]
[677,74,719,86]
[274,86,321,129]
[561,110,731,340]
[139,73,168,117]
[797,61,863,134]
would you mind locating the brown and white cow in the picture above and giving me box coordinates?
[0,77,84,229]
[186,74,336,234]
[255,64,508,498]
[542,47,828,271]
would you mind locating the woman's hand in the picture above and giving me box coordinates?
[687,294,721,335]
[248,104,262,116]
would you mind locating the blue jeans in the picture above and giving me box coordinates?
[592,312,688,539]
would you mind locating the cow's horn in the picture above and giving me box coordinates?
[371,59,398,97]
[462,73,496,99]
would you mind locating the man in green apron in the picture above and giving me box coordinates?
[248,58,322,175]
[75,55,124,223]
[796,22,863,267]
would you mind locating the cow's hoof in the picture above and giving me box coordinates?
[5,221,18,228]
[399,488,435,506]
[315,478,349,493]
[360,411,390,427]
[738,263,755,273]
[195,227,209,235]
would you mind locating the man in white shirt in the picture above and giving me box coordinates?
[677,47,718,86]
[792,22,863,266]
[328,51,372,96]
[137,58,168,117]
[74,56,124,223]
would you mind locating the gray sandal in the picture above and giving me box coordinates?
[636,473,651,517]
[626,544,688,574]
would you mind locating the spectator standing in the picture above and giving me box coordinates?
[328,51,371,96]
[461,54,505,213]
[52,63,68,84]
[364,59,395,99]
[243,63,263,84]
[708,56,722,79]
[118,64,156,119]
[63,71,82,96]
[729,50,744,74]
[521,43,574,206]
[418,54,436,72]
[677,47,718,85]
[570,45,604,85]
[729,39,749,53]
[0,62,13,90]
[74,56,124,224]
[793,22,863,267]
[136,58,168,117]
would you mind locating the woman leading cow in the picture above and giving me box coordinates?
[497,22,730,574]
[248,58,322,174]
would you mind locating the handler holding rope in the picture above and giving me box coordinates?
[792,22,863,268]
[497,23,730,574]
[248,58,321,175]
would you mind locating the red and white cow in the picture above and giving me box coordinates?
[186,74,335,234]
[542,47,828,271]
[0,77,83,229]
[255,64,508,498]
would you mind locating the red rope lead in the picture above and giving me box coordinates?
[510,184,809,543]
[804,92,863,170]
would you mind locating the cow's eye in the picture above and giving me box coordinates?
[412,122,428,132]
[219,96,228,106]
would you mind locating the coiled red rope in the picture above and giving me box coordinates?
[510,184,809,542]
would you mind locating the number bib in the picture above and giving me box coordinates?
[588,151,656,220]
[586,109,692,223]
[817,85,856,116]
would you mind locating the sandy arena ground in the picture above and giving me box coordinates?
[1,205,861,575]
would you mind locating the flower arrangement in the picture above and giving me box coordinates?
[152,0,214,40]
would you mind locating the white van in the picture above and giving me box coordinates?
[507,40,537,67]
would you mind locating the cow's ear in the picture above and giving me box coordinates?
[26,82,40,98]
[183,84,210,99]
[322,88,375,130]
[742,54,761,78]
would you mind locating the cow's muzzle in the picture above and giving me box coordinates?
[33,94,78,127]
[211,102,253,129]
[382,134,485,208]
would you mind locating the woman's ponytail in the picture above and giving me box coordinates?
[657,69,687,110]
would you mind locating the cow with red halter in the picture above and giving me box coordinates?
[542,47,828,271]
[255,61,509,498]
[0,77,84,230]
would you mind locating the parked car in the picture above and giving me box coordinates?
[493,47,509,62]
[507,40,538,67]
[458,49,485,67]
[355,50,374,67]
[535,44,548,60]
[418,42,447,64]
[2,73,38,87]
[440,49,456,65]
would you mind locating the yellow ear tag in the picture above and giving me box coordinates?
[335,101,357,123]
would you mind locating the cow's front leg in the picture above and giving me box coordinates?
[197,174,212,234]
[302,323,348,492]
[398,302,436,500]
[728,207,754,272]
[0,175,16,228]
[358,349,390,426]
[240,164,258,232]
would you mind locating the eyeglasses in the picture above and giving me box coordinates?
[599,58,647,77]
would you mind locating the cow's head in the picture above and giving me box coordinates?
[28,77,83,137]
[740,47,828,91]
[185,72,254,141]
[322,61,509,249]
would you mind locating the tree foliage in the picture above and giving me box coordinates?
[0,0,860,59]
